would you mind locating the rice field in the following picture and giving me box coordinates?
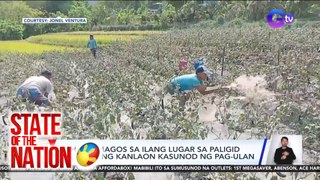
[0,31,161,54]
[27,31,162,48]
[0,41,78,54]
[57,31,162,36]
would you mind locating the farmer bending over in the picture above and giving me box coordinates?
[17,70,54,106]
[164,66,219,109]
[87,35,98,58]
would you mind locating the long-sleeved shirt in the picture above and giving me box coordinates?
[87,39,97,49]
[274,147,296,164]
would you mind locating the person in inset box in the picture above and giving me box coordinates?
[274,136,296,177]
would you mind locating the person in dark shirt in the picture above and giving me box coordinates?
[274,136,296,177]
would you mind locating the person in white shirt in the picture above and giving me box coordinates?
[17,70,54,106]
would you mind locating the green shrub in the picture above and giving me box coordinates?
[231,18,243,26]
[0,20,24,40]
[160,3,177,27]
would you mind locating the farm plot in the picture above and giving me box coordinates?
[0,26,319,180]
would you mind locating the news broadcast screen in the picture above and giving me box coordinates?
[0,1,319,180]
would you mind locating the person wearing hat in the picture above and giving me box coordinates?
[17,70,54,106]
[87,34,97,58]
[164,66,219,109]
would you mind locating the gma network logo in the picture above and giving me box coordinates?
[267,9,295,28]
[77,142,100,167]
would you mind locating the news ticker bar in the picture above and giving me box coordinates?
[1,165,319,172]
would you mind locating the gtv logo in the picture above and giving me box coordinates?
[267,9,294,28]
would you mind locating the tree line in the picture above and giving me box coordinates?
[0,1,319,40]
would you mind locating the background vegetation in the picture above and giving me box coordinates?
[0,1,320,40]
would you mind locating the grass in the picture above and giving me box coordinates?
[0,41,78,54]
[27,31,162,48]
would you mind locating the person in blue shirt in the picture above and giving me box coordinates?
[87,35,97,58]
[164,65,226,109]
